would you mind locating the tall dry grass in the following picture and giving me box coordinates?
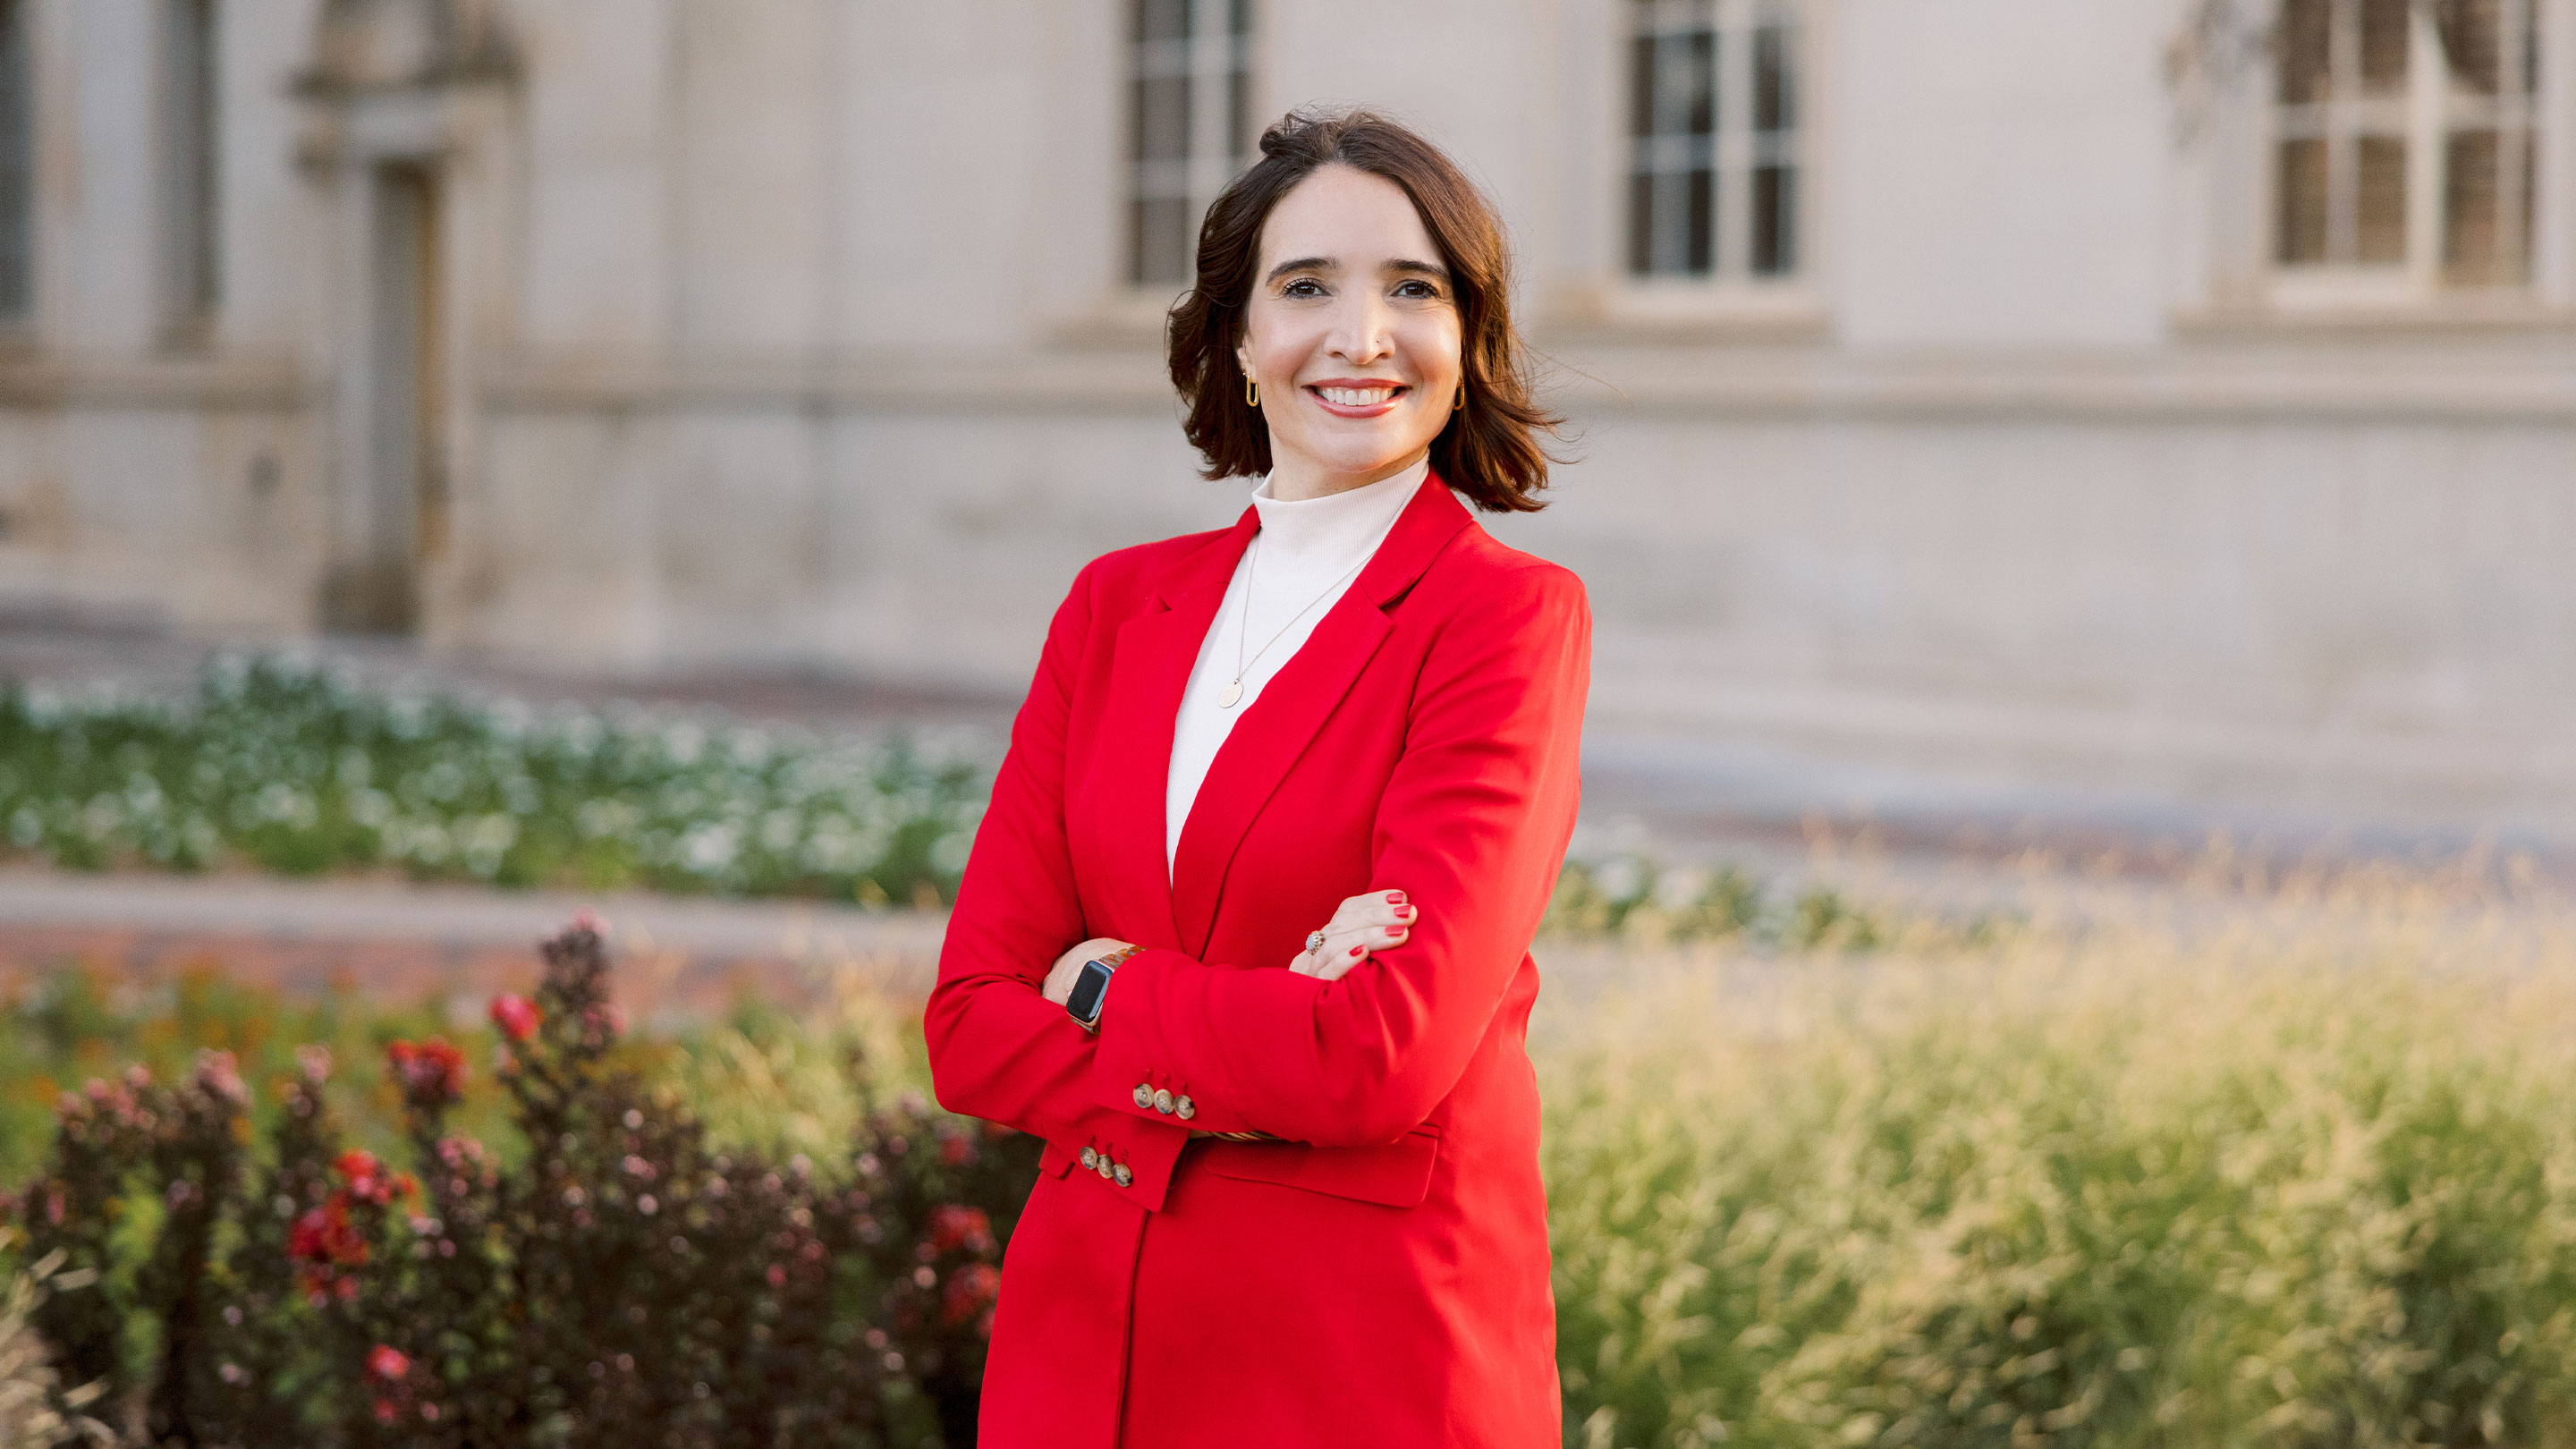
[1538,859,2576,1448]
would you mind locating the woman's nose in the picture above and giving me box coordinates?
[1326,292,1394,363]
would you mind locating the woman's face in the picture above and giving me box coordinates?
[1236,164,1463,501]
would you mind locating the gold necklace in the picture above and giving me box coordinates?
[1218,534,1369,709]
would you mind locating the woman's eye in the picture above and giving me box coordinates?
[1394,280,1442,300]
[1282,278,1325,299]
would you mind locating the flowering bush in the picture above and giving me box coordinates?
[10,922,1039,1447]
[0,656,987,901]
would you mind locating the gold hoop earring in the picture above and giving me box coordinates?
[1453,385,1467,411]
[1245,376,1258,408]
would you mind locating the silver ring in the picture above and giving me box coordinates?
[1303,928,1327,954]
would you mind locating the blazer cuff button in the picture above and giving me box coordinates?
[1152,1089,1175,1114]
[1113,1163,1133,1187]
[1132,1083,1155,1110]
[1174,1096,1196,1121]
[1079,1146,1099,1170]
[1096,1156,1114,1180]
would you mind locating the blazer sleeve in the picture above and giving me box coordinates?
[1085,562,1590,1148]
[923,563,1193,1207]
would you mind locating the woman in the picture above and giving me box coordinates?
[926,108,1589,1449]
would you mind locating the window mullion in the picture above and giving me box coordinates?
[1715,0,1750,279]
[2404,0,2445,288]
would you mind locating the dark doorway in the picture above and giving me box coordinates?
[324,161,445,633]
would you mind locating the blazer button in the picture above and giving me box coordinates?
[1152,1089,1176,1114]
[1113,1163,1133,1187]
[1174,1096,1196,1121]
[1097,1158,1116,1181]
[1080,1146,1099,1171]
[1132,1083,1155,1110]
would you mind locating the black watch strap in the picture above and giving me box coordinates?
[1066,944,1139,1030]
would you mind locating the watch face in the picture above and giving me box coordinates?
[1067,961,1112,1023]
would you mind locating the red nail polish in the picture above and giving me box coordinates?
[1386,892,1405,902]
[1349,945,1364,957]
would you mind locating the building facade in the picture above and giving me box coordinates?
[6,0,2575,823]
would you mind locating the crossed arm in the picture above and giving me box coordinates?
[924,561,1589,1168]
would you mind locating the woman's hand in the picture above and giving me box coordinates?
[1289,890,1417,981]
[1043,937,1135,1006]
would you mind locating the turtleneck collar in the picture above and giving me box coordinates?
[1247,458,1428,572]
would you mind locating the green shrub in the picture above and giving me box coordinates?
[10,923,1037,1448]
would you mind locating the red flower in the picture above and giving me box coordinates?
[940,1263,1001,1327]
[367,1344,411,1382]
[488,994,542,1043]
[335,1150,395,1205]
[387,1038,465,1104]
[927,1204,994,1256]
[288,1200,368,1267]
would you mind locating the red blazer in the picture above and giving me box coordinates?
[926,474,1589,1448]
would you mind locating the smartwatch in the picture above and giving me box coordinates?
[1065,944,1140,1031]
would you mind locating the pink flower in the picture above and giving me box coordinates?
[488,994,542,1043]
[367,1344,411,1382]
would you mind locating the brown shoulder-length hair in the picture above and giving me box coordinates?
[1166,108,1563,513]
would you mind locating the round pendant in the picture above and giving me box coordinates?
[1217,679,1243,708]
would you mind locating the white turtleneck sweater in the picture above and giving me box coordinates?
[1165,459,1428,873]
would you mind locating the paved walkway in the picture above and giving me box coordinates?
[0,867,946,1024]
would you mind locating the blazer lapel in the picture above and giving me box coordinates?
[1093,510,1258,951]
[1169,476,1476,957]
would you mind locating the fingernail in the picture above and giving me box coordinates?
[1395,904,1414,918]
[1349,945,1364,957]
[1386,892,1405,902]
[1391,926,1407,935]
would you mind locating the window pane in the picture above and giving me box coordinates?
[2434,0,2503,93]
[1752,165,1795,275]
[1628,171,1655,275]
[2442,128,2530,286]
[1685,166,1713,274]
[1131,195,1191,286]
[2360,0,2410,94]
[1754,23,1792,131]
[0,0,30,319]
[2276,137,2328,263]
[1628,32,1656,138]
[2444,129,2502,282]
[2356,134,2407,263]
[162,0,220,323]
[1136,73,1190,163]
[2277,0,2330,103]
[1136,0,1190,44]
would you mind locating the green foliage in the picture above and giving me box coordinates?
[0,657,987,903]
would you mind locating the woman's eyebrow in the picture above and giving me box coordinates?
[1384,258,1451,281]
[1264,256,1335,283]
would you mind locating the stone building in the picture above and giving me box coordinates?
[6,0,2574,826]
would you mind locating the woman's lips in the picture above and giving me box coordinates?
[1304,381,1410,419]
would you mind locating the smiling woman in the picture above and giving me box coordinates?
[927,108,1589,1449]
[1170,110,1563,511]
